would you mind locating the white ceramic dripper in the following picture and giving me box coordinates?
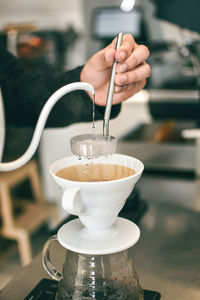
[49,153,144,255]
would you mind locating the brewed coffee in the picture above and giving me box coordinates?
[56,163,136,182]
[57,279,142,300]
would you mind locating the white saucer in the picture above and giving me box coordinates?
[57,217,140,254]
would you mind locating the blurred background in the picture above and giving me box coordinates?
[0,1,200,299]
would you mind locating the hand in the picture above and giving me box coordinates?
[80,34,150,106]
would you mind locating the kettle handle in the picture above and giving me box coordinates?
[42,235,63,281]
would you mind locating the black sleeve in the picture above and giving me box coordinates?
[0,46,121,128]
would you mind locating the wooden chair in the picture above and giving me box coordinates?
[0,160,60,266]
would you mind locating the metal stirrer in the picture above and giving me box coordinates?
[69,33,123,159]
[103,32,123,137]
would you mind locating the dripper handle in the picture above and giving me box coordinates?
[42,235,63,281]
[62,187,89,216]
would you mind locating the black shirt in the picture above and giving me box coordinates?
[0,46,120,129]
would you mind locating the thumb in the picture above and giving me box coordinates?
[102,36,119,68]
[90,45,115,71]
[104,47,116,67]
[98,34,125,69]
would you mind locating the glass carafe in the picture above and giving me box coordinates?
[43,235,144,300]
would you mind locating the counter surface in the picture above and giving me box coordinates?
[0,253,49,300]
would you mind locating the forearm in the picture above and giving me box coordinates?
[0,47,120,128]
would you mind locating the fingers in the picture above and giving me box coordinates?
[114,34,136,63]
[98,34,148,70]
[112,34,150,89]
[103,34,136,68]
[116,44,150,73]
[113,79,147,104]
[114,79,146,94]
[115,61,151,86]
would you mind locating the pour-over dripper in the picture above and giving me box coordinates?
[43,152,144,299]
[49,153,144,254]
